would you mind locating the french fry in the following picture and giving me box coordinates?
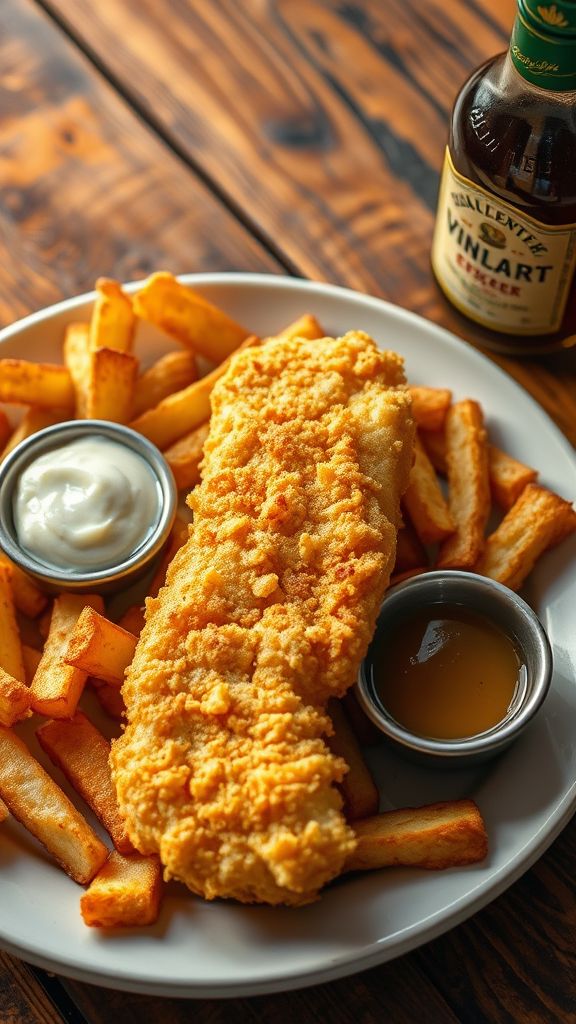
[133,272,249,362]
[164,421,209,491]
[37,711,134,854]
[130,335,259,449]
[403,434,454,545]
[1,407,66,462]
[0,564,25,682]
[419,428,447,474]
[22,644,42,684]
[88,678,126,720]
[327,699,379,821]
[476,483,576,591]
[64,607,137,687]
[0,408,11,451]
[0,668,31,726]
[63,322,90,417]
[275,314,325,341]
[346,800,488,872]
[80,850,162,928]
[488,446,538,509]
[0,556,48,619]
[437,400,490,569]
[394,521,427,573]
[86,347,138,423]
[0,726,108,884]
[409,387,452,432]
[38,603,53,641]
[0,360,74,410]
[30,594,104,718]
[132,350,198,418]
[89,278,135,353]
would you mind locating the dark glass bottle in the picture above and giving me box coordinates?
[431,0,576,354]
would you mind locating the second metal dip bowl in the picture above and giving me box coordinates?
[357,570,553,766]
[0,419,177,593]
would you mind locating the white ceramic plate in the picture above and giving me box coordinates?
[1,274,575,998]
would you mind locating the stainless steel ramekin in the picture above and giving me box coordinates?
[357,570,553,766]
[0,420,177,593]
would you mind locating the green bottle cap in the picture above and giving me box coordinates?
[510,1,576,89]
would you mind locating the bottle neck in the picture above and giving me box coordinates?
[509,0,576,91]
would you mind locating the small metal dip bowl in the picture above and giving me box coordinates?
[0,420,177,593]
[357,570,553,766]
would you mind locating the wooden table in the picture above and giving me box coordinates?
[1,1,575,1020]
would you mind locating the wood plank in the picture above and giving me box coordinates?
[40,0,576,443]
[0,952,67,1024]
[413,814,576,1021]
[63,954,461,1024]
[0,0,280,328]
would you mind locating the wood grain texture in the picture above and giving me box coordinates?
[0,0,280,328]
[0,952,67,1024]
[41,0,576,442]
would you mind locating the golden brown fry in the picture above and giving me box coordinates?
[0,726,108,884]
[0,408,11,451]
[63,322,90,418]
[22,644,42,684]
[89,678,126,720]
[0,564,25,682]
[0,668,31,726]
[80,850,162,927]
[37,711,134,854]
[133,272,249,362]
[346,800,488,872]
[409,387,452,432]
[488,445,538,509]
[437,400,490,569]
[327,699,379,821]
[275,314,325,341]
[30,594,104,718]
[419,428,447,474]
[0,555,48,619]
[403,434,454,545]
[0,360,74,410]
[38,603,53,640]
[394,521,427,573]
[89,278,135,353]
[130,335,259,450]
[476,483,576,591]
[86,347,138,423]
[132,350,198,418]
[64,606,137,687]
[1,408,66,462]
[164,421,209,491]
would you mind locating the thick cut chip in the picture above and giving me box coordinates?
[63,322,90,418]
[487,445,538,509]
[133,272,249,362]
[0,668,31,726]
[86,347,138,422]
[64,607,137,687]
[476,483,576,590]
[274,314,325,342]
[0,564,25,682]
[409,387,452,431]
[346,800,488,871]
[22,644,42,684]
[130,335,259,449]
[89,278,135,353]
[1,408,66,462]
[164,422,210,491]
[30,594,104,718]
[0,726,108,884]
[0,360,74,409]
[326,699,379,821]
[403,434,454,545]
[394,521,427,573]
[37,712,134,854]
[80,850,162,927]
[437,400,490,569]
[132,350,198,418]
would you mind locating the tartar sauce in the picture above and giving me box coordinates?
[13,437,159,571]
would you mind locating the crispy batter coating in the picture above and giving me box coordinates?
[111,332,414,905]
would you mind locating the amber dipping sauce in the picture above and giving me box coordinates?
[372,603,522,740]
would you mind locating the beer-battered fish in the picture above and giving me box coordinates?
[111,331,414,905]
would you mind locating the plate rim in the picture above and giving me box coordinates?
[1,271,575,998]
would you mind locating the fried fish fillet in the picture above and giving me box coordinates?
[111,331,414,905]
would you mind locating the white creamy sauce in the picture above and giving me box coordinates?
[13,437,159,570]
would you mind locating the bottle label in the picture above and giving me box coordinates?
[431,149,576,335]
[510,2,576,92]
